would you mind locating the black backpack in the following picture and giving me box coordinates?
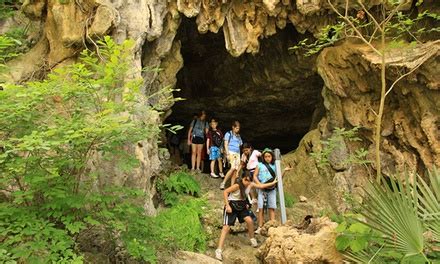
[262,163,277,191]
[211,131,223,147]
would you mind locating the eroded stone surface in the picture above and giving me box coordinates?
[258,217,343,263]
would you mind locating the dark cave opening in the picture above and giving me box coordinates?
[165,17,324,155]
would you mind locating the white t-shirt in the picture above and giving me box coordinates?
[247,150,261,170]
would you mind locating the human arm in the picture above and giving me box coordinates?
[206,131,211,154]
[281,164,293,177]
[206,138,211,154]
[252,179,278,189]
[187,121,194,145]
[223,132,230,155]
[224,184,239,213]
[204,122,209,135]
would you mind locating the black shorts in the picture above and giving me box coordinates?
[222,206,251,226]
[192,136,204,144]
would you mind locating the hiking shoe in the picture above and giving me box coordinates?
[215,248,222,261]
[250,238,258,247]
[219,182,225,190]
[219,172,225,178]
[254,227,262,234]
[210,172,219,178]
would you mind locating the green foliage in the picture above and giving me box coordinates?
[157,171,201,206]
[284,193,296,208]
[0,36,182,262]
[289,23,345,56]
[310,126,370,169]
[290,5,440,56]
[153,198,207,253]
[0,0,20,19]
[0,35,21,71]
[337,168,440,263]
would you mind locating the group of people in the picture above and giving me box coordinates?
[184,110,292,261]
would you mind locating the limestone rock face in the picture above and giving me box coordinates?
[282,41,439,212]
[318,41,440,175]
[258,217,343,263]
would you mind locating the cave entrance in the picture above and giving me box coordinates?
[165,17,324,156]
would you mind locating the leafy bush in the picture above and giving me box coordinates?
[157,171,201,206]
[153,198,207,253]
[0,36,179,262]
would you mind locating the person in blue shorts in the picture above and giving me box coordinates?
[206,118,224,178]
[253,148,292,234]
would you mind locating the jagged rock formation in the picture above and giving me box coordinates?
[257,217,343,263]
[282,40,440,212]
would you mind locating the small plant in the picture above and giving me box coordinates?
[284,193,296,208]
[310,126,370,169]
[157,171,201,206]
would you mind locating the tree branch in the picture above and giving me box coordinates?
[327,0,382,55]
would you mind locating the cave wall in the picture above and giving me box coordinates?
[167,18,323,151]
[282,40,440,211]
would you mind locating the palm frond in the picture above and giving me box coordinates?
[359,174,425,256]
[417,167,440,242]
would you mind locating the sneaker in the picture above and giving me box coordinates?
[219,181,225,190]
[215,248,223,261]
[250,238,258,247]
[254,227,262,234]
[210,172,219,178]
[219,172,225,178]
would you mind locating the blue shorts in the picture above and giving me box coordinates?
[257,188,277,209]
[209,146,221,160]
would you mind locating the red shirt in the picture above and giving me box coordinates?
[206,129,223,148]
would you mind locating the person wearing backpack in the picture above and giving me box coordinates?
[253,148,292,234]
[215,174,278,261]
[219,121,243,190]
[187,111,209,172]
[206,118,225,178]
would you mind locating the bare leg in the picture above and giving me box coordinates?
[269,208,275,221]
[196,144,203,170]
[222,168,235,185]
[191,144,197,170]
[217,225,230,250]
[217,158,223,173]
[210,160,216,174]
[230,169,239,184]
[258,208,264,228]
[244,216,255,239]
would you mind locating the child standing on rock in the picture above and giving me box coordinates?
[206,118,224,178]
[253,148,292,234]
[215,175,277,261]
